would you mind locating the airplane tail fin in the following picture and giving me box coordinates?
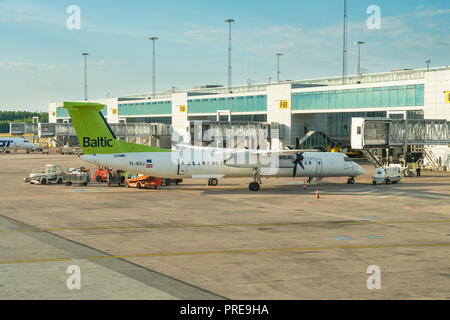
[63,102,170,155]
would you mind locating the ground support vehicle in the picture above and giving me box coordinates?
[108,170,126,187]
[373,166,402,185]
[25,164,64,185]
[62,168,91,186]
[93,166,111,182]
[125,176,163,189]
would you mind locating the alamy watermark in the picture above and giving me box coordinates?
[66,265,81,290]
[66,5,81,30]
[366,265,381,289]
[367,5,381,30]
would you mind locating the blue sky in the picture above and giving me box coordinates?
[0,0,449,111]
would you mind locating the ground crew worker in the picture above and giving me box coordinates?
[413,162,417,175]
[416,162,422,177]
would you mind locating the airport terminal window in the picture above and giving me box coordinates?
[325,111,386,139]
[292,84,424,110]
[188,95,267,114]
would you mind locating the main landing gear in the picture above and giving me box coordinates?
[208,178,218,186]
[249,168,261,192]
[347,177,355,184]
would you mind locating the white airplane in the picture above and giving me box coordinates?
[65,102,365,191]
[0,137,38,153]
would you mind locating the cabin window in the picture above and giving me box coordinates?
[357,127,361,134]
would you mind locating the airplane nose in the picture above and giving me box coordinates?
[357,164,365,176]
[353,163,365,176]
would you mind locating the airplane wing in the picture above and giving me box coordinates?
[247,149,319,156]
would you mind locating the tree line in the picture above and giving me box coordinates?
[0,111,49,133]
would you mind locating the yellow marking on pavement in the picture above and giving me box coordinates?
[0,258,73,265]
[13,220,450,233]
[2,243,450,265]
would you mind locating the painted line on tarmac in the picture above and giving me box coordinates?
[0,258,73,265]
[13,219,450,233]
[2,243,450,265]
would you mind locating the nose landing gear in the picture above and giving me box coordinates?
[347,177,355,184]
[249,168,262,192]
[249,182,260,192]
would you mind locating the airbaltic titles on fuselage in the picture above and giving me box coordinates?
[82,137,113,148]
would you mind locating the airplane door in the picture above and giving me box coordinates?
[315,159,323,175]
[177,160,186,175]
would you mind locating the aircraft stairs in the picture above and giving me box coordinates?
[296,124,340,152]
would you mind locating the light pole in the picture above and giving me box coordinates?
[354,41,365,75]
[342,0,347,84]
[148,37,158,98]
[224,19,235,92]
[276,53,283,82]
[82,53,89,101]
[425,59,431,72]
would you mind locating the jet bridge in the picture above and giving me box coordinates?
[351,117,449,149]
[351,117,449,169]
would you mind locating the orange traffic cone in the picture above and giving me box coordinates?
[315,189,320,199]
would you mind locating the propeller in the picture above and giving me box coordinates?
[292,152,305,178]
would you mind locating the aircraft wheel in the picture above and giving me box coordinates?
[137,182,142,189]
[57,178,63,184]
[372,180,376,185]
[40,178,47,185]
[385,179,390,185]
[249,182,260,192]
[210,178,218,186]
[347,177,355,184]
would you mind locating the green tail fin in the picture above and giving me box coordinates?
[64,102,170,155]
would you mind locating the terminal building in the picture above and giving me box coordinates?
[48,66,450,167]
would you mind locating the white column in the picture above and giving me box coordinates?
[266,83,292,147]
[171,92,189,146]
[424,69,450,169]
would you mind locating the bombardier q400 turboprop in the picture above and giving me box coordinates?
[64,102,365,191]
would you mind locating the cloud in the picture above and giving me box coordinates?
[0,61,57,69]
[183,29,226,42]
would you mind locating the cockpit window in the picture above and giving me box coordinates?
[344,156,351,162]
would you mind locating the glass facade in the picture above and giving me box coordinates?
[188,95,267,114]
[125,117,171,124]
[118,101,171,116]
[56,106,107,117]
[326,111,387,139]
[231,114,267,122]
[292,84,424,110]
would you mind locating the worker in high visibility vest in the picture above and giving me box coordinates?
[416,162,422,177]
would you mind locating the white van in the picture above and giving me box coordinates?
[372,166,401,185]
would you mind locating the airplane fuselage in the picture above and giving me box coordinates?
[0,137,37,152]
[81,150,365,179]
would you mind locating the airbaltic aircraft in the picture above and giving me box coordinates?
[0,137,38,153]
[64,102,365,191]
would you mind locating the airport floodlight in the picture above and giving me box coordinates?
[425,59,431,72]
[224,19,235,92]
[82,53,89,101]
[276,53,283,82]
[148,37,159,97]
[342,0,347,84]
[354,41,365,76]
